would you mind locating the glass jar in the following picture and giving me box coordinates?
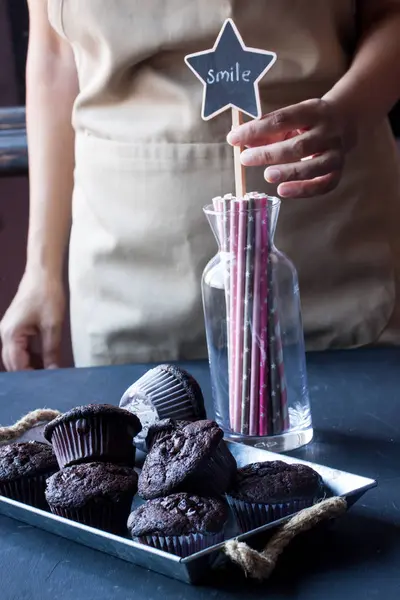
[202,193,313,452]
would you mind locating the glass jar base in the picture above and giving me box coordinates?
[224,426,313,453]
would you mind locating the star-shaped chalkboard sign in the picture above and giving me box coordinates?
[185,19,277,121]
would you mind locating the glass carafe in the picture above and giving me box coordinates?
[202,193,313,452]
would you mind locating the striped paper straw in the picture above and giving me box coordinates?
[249,200,262,435]
[241,196,255,435]
[258,194,270,436]
[274,309,290,431]
[233,198,247,432]
[229,201,239,430]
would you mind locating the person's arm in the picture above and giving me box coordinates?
[26,0,77,277]
[0,0,78,370]
[324,0,400,136]
[227,0,400,198]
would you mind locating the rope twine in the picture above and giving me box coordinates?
[0,409,61,445]
[224,496,347,580]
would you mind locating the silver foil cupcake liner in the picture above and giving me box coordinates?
[226,495,315,532]
[0,473,54,510]
[137,531,224,558]
[120,366,206,451]
[49,495,134,536]
[51,416,136,469]
[123,366,205,420]
[184,441,236,496]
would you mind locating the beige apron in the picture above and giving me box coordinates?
[48,0,400,366]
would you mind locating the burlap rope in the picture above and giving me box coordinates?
[224,496,347,580]
[0,409,61,444]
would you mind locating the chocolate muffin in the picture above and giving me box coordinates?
[138,420,237,499]
[145,419,190,450]
[45,462,138,535]
[0,441,58,509]
[128,493,228,557]
[227,461,325,532]
[44,404,142,469]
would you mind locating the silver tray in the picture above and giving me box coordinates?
[0,441,376,585]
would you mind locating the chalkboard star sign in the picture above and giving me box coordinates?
[185,19,277,196]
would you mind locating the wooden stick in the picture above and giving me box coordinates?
[232,108,246,198]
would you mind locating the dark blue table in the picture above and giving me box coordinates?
[1,349,400,599]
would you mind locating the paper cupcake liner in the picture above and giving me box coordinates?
[226,495,315,532]
[137,531,224,558]
[49,494,134,536]
[0,473,55,510]
[51,416,136,469]
[184,441,236,496]
[128,366,206,421]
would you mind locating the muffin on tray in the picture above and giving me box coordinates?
[128,493,228,557]
[138,420,237,499]
[45,462,138,535]
[227,460,325,532]
[0,441,58,509]
[44,404,142,469]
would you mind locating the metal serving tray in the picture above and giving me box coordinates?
[0,442,376,585]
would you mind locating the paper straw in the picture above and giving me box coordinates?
[274,311,290,431]
[258,195,270,436]
[267,197,286,435]
[229,201,239,430]
[241,196,255,435]
[249,200,262,435]
[233,198,247,433]
[221,194,232,353]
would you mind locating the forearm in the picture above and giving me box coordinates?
[25,20,78,278]
[323,1,400,147]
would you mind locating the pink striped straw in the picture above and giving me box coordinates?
[258,195,269,436]
[233,197,247,433]
[229,201,239,430]
[249,199,262,435]
[274,314,290,431]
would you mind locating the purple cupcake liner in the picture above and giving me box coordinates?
[184,441,236,496]
[51,416,136,469]
[226,495,316,532]
[49,495,134,536]
[0,473,55,510]
[137,531,224,558]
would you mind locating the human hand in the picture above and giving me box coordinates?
[0,270,65,371]
[227,98,355,199]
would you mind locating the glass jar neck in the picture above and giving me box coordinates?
[204,194,281,252]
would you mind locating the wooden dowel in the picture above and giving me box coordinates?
[232,108,246,198]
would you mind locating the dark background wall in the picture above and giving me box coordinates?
[1,1,400,371]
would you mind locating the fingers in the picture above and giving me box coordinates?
[227,99,324,147]
[264,150,343,185]
[277,171,341,199]
[239,130,329,167]
[41,323,62,369]
[1,334,33,372]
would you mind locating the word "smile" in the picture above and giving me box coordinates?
[207,63,251,84]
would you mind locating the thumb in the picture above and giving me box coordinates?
[41,324,62,369]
